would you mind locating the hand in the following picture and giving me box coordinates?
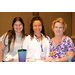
[9,58,14,62]
[44,57,53,62]
[44,57,56,62]
[5,56,7,59]
[5,56,14,62]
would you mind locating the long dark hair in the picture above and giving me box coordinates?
[4,17,26,52]
[30,16,46,39]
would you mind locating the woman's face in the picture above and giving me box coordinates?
[53,22,65,36]
[33,20,42,35]
[13,21,23,33]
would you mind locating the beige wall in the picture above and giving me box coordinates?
[72,12,75,36]
[0,12,72,40]
[48,12,72,38]
[71,12,75,44]
[0,12,23,36]
[22,12,33,34]
[39,12,49,36]
[39,12,72,38]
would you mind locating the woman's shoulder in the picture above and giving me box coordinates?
[64,36,72,41]
[42,34,50,40]
[0,30,16,42]
[46,35,50,40]
[62,36,74,44]
[23,35,32,44]
[25,35,31,39]
[0,32,8,38]
[0,30,12,37]
[0,32,9,45]
[49,38,53,42]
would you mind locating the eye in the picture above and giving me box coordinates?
[34,25,37,27]
[15,24,18,26]
[55,26,58,28]
[38,25,41,27]
[59,27,63,28]
[19,24,22,26]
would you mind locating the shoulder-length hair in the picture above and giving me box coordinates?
[52,17,67,31]
[30,16,46,39]
[4,17,26,52]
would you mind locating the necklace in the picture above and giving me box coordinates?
[37,35,41,38]
[34,34,43,52]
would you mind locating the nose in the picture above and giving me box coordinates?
[58,28,60,30]
[36,26,40,28]
[17,25,20,28]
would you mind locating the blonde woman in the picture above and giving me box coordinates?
[45,18,74,62]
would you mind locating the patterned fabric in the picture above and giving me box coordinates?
[72,45,75,62]
[49,36,74,59]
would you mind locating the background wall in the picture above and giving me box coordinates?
[0,12,73,42]
[34,12,72,38]
[72,12,75,36]
[0,12,23,36]
[71,12,75,44]
[48,12,72,38]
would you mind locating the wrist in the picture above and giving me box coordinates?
[56,59,59,62]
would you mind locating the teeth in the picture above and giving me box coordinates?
[36,30,40,31]
[17,29,20,30]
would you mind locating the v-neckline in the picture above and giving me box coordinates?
[52,36,66,48]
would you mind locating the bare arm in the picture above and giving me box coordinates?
[45,51,74,62]
[55,51,74,62]
[0,42,6,62]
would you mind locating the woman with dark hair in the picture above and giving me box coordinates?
[23,16,50,60]
[0,17,26,62]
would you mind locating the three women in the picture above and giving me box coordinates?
[0,16,75,62]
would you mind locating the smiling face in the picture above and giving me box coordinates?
[13,21,23,33]
[53,22,65,36]
[33,20,42,36]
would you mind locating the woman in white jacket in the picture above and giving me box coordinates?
[23,16,50,60]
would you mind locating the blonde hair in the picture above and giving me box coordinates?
[51,18,67,31]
